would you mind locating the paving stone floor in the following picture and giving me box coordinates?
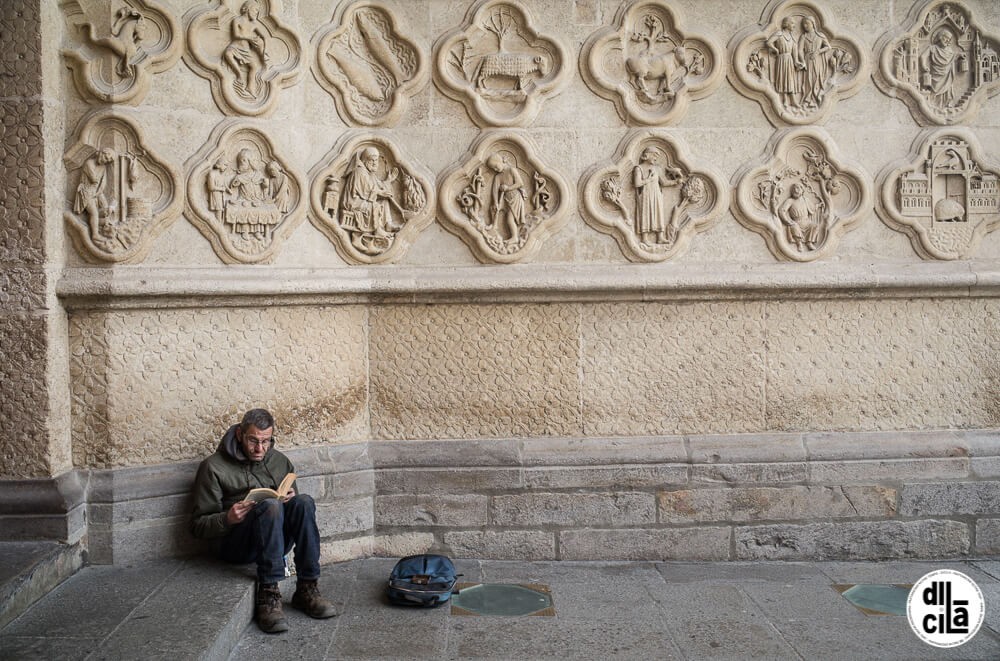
[2,556,1000,660]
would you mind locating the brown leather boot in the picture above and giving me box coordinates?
[291,578,337,619]
[255,582,289,634]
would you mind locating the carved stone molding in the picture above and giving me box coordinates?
[733,129,870,262]
[438,131,571,263]
[729,0,868,126]
[876,128,1000,259]
[432,0,572,127]
[312,1,429,127]
[184,0,303,117]
[185,120,304,264]
[64,110,182,264]
[874,0,1000,125]
[62,0,182,105]
[308,133,435,265]
[581,1,723,126]
[580,131,725,262]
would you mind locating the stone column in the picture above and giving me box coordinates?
[0,1,78,540]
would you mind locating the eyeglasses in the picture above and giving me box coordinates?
[245,437,272,448]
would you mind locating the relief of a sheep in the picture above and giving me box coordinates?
[474,53,548,91]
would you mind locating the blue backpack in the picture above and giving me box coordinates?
[387,554,459,607]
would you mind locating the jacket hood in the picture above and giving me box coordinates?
[218,423,273,463]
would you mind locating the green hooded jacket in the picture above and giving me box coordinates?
[190,423,298,540]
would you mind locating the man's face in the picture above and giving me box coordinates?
[239,424,273,462]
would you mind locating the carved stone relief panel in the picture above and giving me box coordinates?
[438,131,571,263]
[184,0,302,117]
[729,0,868,126]
[433,0,572,127]
[308,134,435,264]
[875,0,1000,125]
[185,120,304,264]
[581,1,723,126]
[0,100,45,265]
[62,0,182,105]
[877,128,1000,259]
[733,129,870,262]
[63,111,182,264]
[580,131,725,262]
[312,1,428,127]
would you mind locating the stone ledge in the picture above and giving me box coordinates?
[3,432,997,563]
[56,261,1000,309]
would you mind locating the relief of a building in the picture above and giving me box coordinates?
[878,129,1000,259]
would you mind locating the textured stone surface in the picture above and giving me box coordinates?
[559,527,730,561]
[0,100,45,265]
[977,518,1000,554]
[370,303,581,439]
[492,492,656,526]
[375,494,488,527]
[900,481,1000,516]
[443,530,555,560]
[658,485,897,523]
[9,0,1000,559]
[0,315,49,477]
[973,457,1000,478]
[0,1,41,98]
[0,3,51,483]
[765,299,1000,431]
[0,266,45,312]
[691,462,808,484]
[735,520,971,560]
[370,532,436,558]
[689,433,806,463]
[69,306,368,469]
[809,457,970,484]
[524,464,687,490]
[375,467,523,495]
[316,497,374,536]
[581,302,768,435]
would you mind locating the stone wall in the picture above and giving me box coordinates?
[2,0,1000,561]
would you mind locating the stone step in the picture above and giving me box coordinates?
[0,541,84,629]
[0,559,254,661]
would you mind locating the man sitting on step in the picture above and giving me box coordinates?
[190,408,337,633]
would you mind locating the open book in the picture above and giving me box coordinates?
[243,472,296,503]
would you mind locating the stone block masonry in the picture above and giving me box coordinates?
[4,0,1000,565]
[5,430,996,563]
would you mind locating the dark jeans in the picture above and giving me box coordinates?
[219,494,321,584]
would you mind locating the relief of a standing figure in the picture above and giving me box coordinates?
[920,28,960,107]
[74,148,116,246]
[767,17,803,108]
[487,153,526,245]
[798,17,831,109]
[633,147,683,244]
